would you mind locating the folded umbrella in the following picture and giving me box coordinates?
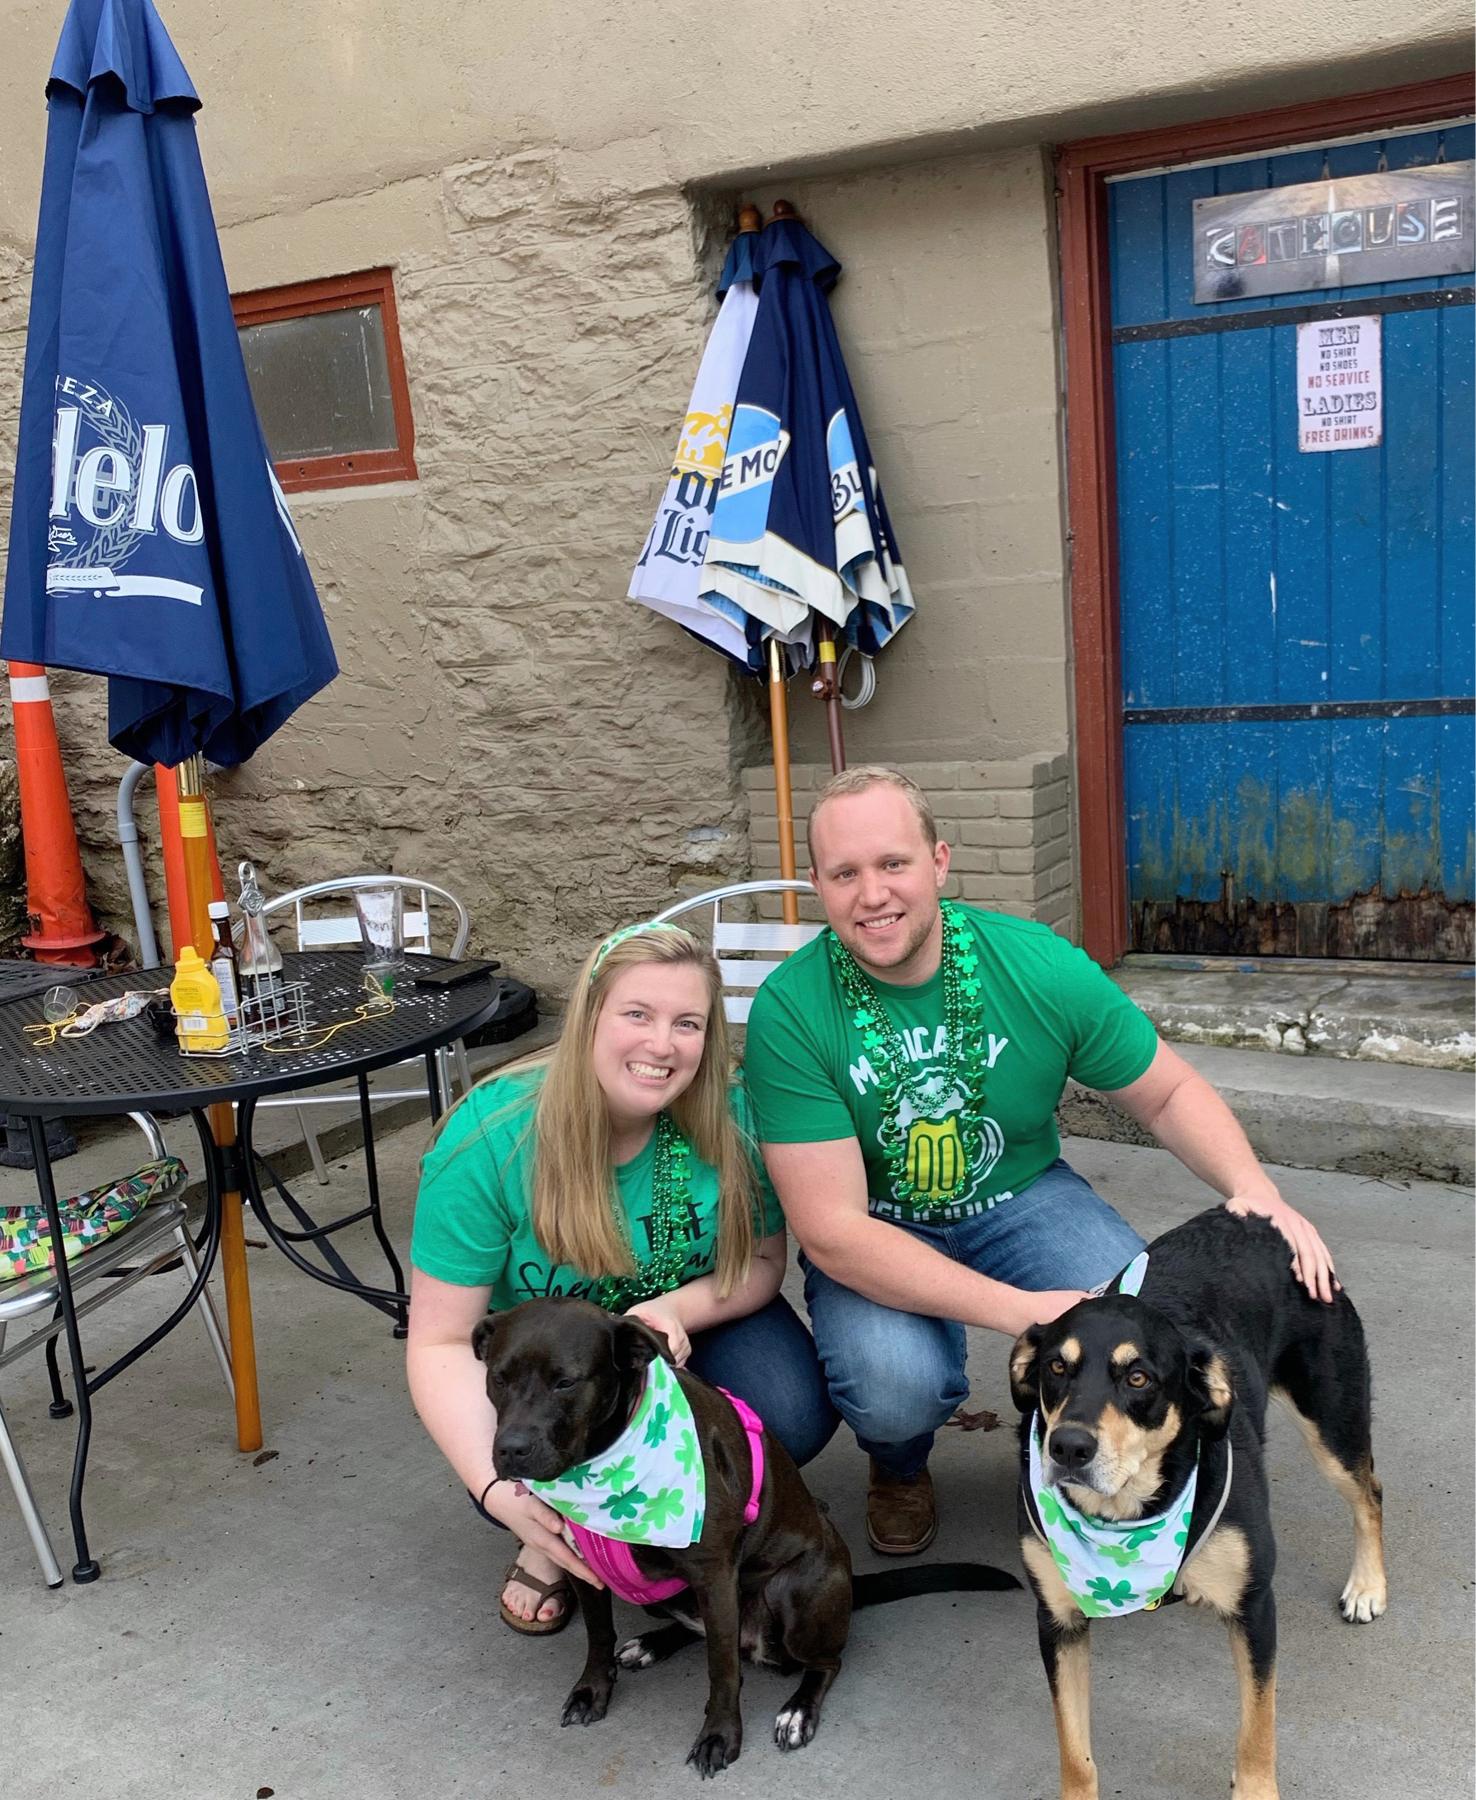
[701,208,914,679]
[1,0,337,769]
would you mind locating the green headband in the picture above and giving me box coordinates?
[588,920,688,982]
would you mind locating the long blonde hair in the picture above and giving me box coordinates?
[463,925,757,1297]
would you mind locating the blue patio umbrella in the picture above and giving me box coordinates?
[700,204,914,763]
[1,0,337,769]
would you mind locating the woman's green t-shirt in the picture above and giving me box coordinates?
[409,1068,784,1309]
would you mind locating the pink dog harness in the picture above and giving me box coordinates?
[567,1389,766,1606]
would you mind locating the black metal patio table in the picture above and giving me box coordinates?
[0,950,511,1581]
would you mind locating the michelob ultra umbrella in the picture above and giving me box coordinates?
[2,0,337,772]
[701,202,914,767]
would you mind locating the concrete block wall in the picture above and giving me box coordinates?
[744,754,1075,938]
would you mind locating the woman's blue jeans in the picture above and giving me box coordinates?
[802,1159,1145,1479]
[686,1293,839,1469]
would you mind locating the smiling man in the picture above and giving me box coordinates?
[743,766,1338,1557]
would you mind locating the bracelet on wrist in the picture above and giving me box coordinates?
[477,1475,507,1512]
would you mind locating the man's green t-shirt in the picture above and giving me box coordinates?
[743,904,1158,1224]
[410,1068,784,1308]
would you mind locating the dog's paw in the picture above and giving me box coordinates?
[617,1634,659,1670]
[686,1726,741,1778]
[1339,1573,1387,1624]
[560,1682,612,1727]
[773,1702,820,1752]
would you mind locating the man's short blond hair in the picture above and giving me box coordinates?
[806,765,940,865]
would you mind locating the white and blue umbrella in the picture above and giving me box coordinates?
[701,205,915,706]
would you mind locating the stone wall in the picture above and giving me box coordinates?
[744,754,1076,938]
[0,155,763,995]
[743,151,1073,770]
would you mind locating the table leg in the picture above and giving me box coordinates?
[209,1100,262,1453]
[26,1115,100,1583]
[356,1072,408,1337]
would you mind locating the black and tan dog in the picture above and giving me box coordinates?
[1009,1207,1387,1800]
[475,1296,1018,1777]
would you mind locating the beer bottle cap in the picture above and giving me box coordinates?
[208,900,230,919]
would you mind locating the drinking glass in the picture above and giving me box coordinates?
[353,886,405,966]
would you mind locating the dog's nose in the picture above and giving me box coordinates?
[1048,1425,1098,1470]
[494,1428,537,1474]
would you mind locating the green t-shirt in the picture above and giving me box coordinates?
[743,904,1158,1224]
[409,1068,784,1309]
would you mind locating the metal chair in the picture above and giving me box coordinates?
[259,876,475,1182]
[651,879,827,1023]
[0,1113,233,1588]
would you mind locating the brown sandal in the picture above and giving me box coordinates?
[499,1558,574,1636]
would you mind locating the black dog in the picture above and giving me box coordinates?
[474,1296,1018,1777]
[1009,1208,1386,1800]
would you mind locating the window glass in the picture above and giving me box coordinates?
[238,304,397,462]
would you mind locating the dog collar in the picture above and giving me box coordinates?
[528,1354,706,1549]
[1025,1414,1201,1617]
[1088,1249,1149,1300]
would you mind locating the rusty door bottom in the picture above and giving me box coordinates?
[1133,884,1474,961]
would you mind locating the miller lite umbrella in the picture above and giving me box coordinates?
[2,0,337,771]
[629,213,808,671]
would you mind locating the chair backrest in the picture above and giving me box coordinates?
[650,880,826,1023]
[261,875,471,961]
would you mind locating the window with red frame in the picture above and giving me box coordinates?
[232,268,417,494]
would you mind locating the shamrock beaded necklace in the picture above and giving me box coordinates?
[826,900,992,1209]
[593,1113,694,1310]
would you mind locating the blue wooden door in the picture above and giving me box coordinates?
[1111,123,1474,960]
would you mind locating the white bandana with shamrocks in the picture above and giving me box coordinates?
[529,1354,706,1547]
[1029,1416,1197,1617]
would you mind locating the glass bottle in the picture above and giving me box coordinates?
[208,899,242,1030]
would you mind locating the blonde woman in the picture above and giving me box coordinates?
[406,922,836,1635]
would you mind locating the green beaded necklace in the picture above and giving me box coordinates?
[593,1113,694,1311]
[826,900,992,1211]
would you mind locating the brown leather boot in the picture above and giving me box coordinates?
[866,1458,938,1556]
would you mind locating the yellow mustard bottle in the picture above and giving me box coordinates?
[170,945,229,1051]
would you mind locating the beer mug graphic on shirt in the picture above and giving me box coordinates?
[906,1115,967,1201]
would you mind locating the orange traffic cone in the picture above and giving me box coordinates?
[6,661,105,966]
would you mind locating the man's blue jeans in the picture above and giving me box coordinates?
[802,1159,1145,1478]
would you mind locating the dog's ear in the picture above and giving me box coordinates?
[1186,1341,1235,1439]
[614,1315,671,1372]
[1009,1324,1046,1413]
[470,1315,500,1366]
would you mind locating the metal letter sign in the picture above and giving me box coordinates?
[1296,315,1382,452]
[1193,162,1473,302]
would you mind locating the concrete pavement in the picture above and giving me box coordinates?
[2,1126,1471,1800]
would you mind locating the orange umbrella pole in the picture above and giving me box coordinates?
[767,639,800,925]
[6,661,105,965]
[158,757,224,960]
[210,1099,263,1452]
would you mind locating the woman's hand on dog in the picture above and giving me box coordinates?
[624,1298,691,1366]
[487,1483,605,1588]
[1226,1189,1340,1304]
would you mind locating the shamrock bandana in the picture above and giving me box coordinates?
[1028,1415,1197,1617]
[529,1354,706,1548]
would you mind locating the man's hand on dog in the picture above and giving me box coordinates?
[487,1483,605,1588]
[1226,1188,1340,1304]
[624,1298,691,1366]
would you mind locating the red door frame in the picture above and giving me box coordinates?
[1057,71,1475,965]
